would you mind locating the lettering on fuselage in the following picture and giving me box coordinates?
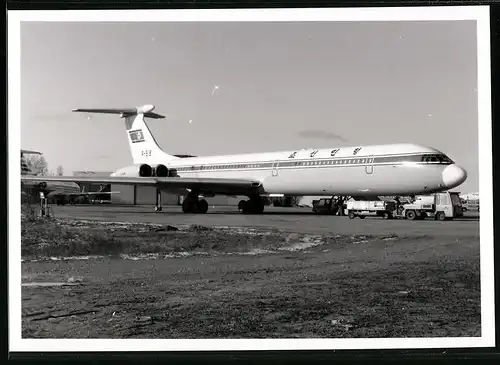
[171,153,453,173]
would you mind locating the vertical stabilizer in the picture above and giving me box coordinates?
[72,105,179,165]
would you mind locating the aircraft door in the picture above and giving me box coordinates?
[365,155,374,175]
[272,160,280,177]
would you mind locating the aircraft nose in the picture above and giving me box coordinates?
[442,164,467,189]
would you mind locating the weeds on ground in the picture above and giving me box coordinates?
[20,216,294,259]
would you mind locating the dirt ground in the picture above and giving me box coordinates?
[21,217,480,338]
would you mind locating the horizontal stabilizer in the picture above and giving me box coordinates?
[72,104,165,119]
[21,149,42,155]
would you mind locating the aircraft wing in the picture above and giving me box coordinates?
[66,191,121,196]
[21,175,262,194]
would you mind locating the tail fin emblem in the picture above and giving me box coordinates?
[129,129,145,143]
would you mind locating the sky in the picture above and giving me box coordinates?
[20,20,479,192]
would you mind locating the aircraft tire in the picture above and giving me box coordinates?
[182,199,196,213]
[197,199,209,214]
[254,199,265,214]
[241,199,264,214]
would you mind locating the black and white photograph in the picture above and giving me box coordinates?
[9,5,494,352]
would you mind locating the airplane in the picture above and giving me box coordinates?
[20,104,468,215]
[20,149,118,205]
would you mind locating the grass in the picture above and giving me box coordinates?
[21,215,481,338]
[21,217,353,259]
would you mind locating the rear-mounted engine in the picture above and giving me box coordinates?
[155,164,169,177]
[138,163,171,177]
[139,164,153,177]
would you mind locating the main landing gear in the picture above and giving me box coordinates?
[154,189,209,214]
[238,196,265,214]
[182,191,209,214]
[154,188,163,211]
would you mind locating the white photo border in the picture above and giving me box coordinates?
[8,5,494,352]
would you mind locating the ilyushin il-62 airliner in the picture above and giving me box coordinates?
[21,105,467,214]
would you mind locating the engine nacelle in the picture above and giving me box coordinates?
[139,164,153,177]
[155,164,169,177]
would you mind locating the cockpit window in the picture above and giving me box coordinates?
[421,154,453,164]
[439,154,453,163]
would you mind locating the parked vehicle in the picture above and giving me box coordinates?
[461,198,480,212]
[346,192,463,221]
[346,199,396,219]
[394,192,464,221]
[312,198,340,215]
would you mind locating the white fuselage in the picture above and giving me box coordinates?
[112,143,468,197]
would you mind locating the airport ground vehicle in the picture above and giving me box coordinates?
[346,192,463,221]
[346,199,396,219]
[312,198,346,215]
[394,192,463,220]
[461,198,480,212]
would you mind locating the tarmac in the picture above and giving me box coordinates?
[47,204,480,237]
[22,204,482,339]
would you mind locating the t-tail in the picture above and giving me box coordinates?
[72,104,179,165]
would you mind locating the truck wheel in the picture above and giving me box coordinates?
[435,212,446,221]
[405,210,416,220]
[359,215,365,219]
[383,212,391,219]
[348,211,356,219]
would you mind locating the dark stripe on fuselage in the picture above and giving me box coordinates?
[172,153,453,173]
